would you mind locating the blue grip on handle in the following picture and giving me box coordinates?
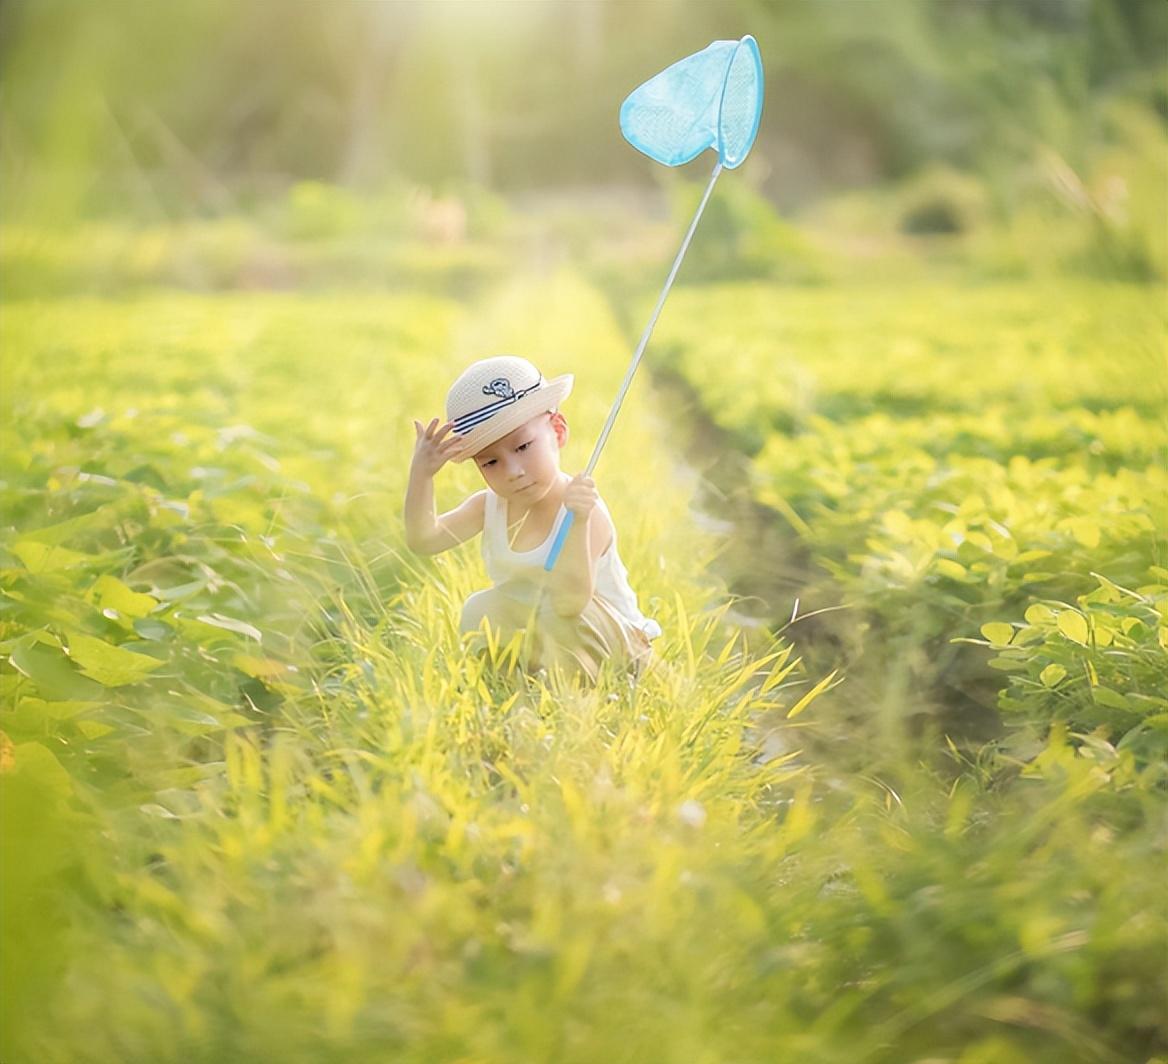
[543,510,575,571]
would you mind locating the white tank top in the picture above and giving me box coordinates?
[481,489,662,639]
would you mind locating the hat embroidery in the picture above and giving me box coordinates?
[483,377,517,400]
[453,375,544,435]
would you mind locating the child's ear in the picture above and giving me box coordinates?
[549,410,569,447]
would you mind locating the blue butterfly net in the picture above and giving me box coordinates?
[620,36,763,170]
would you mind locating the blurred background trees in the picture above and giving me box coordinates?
[2,0,1164,278]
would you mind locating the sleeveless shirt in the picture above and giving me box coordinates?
[481,489,663,639]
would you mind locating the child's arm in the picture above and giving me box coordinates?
[548,474,614,619]
[404,418,486,555]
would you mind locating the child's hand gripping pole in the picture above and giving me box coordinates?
[544,161,723,572]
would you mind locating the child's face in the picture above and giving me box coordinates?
[471,411,567,502]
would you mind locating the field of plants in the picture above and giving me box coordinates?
[2,212,1167,1063]
[651,281,1167,744]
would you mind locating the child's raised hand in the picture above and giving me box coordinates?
[411,418,461,478]
[564,473,599,517]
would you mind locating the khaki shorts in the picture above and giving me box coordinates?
[460,581,654,684]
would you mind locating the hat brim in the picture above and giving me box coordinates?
[448,374,574,463]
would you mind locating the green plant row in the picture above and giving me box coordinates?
[1,291,465,768]
[651,280,1167,750]
[657,282,1165,446]
[965,574,1168,759]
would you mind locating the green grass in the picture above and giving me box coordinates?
[2,228,1166,1062]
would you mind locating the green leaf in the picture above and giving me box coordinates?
[90,576,158,619]
[786,669,839,719]
[1024,603,1055,625]
[16,697,102,721]
[66,634,163,687]
[132,618,173,641]
[152,579,207,602]
[18,506,121,547]
[11,541,95,572]
[980,622,1014,646]
[1092,686,1132,711]
[7,638,102,700]
[934,558,967,581]
[1040,664,1067,687]
[964,531,993,553]
[5,741,73,795]
[1012,625,1046,646]
[75,720,115,740]
[1066,517,1100,549]
[881,510,913,538]
[159,692,252,734]
[232,654,290,679]
[1056,610,1089,646]
[1,629,60,652]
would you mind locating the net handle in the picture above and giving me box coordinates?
[584,158,722,478]
[544,159,723,572]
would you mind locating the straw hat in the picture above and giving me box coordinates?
[445,355,573,462]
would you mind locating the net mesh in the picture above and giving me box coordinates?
[717,38,763,168]
[621,36,762,169]
[619,40,736,168]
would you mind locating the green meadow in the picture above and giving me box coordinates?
[2,205,1166,1064]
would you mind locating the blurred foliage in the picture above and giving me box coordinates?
[1,0,1163,288]
[667,174,829,284]
[0,178,514,298]
[1,0,1164,237]
[809,93,1168,283]
[895,165,991,236]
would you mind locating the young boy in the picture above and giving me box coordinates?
[404,355,661,682]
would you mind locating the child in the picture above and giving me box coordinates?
[404,354,662,683]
